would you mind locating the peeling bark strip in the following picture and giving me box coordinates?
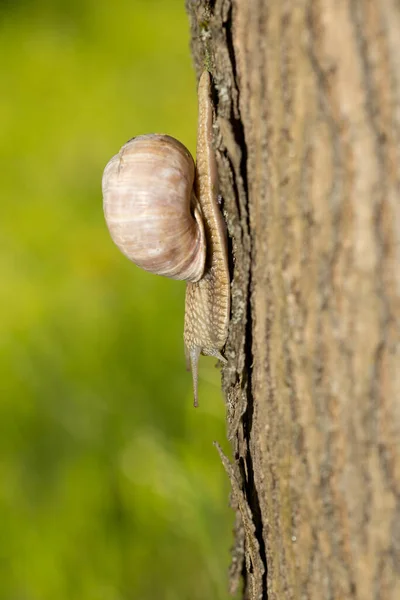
[186,1,400,599]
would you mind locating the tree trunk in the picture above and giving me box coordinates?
[186,1,400,599]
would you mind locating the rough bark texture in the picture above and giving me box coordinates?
[185,1,400,599]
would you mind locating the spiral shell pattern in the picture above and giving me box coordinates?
[102,134,206,282]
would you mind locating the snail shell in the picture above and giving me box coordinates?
[102,134,206,282]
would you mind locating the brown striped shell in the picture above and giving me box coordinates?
[102,134,206,282]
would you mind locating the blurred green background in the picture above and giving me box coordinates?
[0,1,234,598]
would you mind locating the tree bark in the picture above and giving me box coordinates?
[186,1,400,599]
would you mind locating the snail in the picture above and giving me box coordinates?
[102,71,230,406]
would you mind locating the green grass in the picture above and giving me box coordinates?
[0,1,234,598]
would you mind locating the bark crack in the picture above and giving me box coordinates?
[223,5,268,598]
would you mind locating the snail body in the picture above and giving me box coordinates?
[102,72,230,406]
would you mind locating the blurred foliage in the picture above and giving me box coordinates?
[0,1,235,598]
